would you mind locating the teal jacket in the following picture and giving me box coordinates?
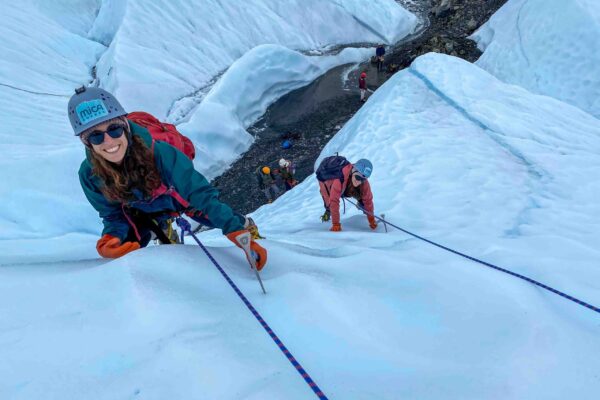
[79,121,244,240]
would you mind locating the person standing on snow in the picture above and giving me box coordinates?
[375,44,386,72]
[69,86,267,270]
[278,158,297,191]
[359,72,368,102]
[318,158,377,232]
[255,166,280,203]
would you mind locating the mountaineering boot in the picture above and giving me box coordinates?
[245,217,265,240]
[164,219,180,243]
[152,218,180,244]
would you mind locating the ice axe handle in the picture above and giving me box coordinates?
[237,233,267,294]
[381,214,388,233]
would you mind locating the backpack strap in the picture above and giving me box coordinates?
[121,203,142,242]
[149,138,191,209]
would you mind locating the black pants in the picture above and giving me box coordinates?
[123,210,171,247]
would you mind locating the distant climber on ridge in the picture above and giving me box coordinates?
[375,44,386,72]
[316,156,377,232]
[69,86,266,269]
[278,158,297,191]
[359,71,368,102]
[255,165,280,203]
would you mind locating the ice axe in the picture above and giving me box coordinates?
[380,213,388,233]
[231,231,267,294]
[176,217,266,294]
[344,199,389,233]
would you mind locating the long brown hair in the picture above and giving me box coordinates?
[88,121,162,202]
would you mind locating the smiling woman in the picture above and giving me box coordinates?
[68,87,267,269]
[83,120,129,163]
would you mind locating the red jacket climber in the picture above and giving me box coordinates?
[318,159,377,232]
[359,72,367,102]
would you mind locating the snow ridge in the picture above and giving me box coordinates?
[515,0,532,69]
[472,0,600,117]
[408,65,547,181]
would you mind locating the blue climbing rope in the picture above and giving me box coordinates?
[175,217,329,400]
[345,199,600,315]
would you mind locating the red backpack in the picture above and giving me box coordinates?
[127,111,196,160]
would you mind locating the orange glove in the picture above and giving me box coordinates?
[368,216,378,230]
[96,234,140,258]
[226,230,268,271]
[330,223,342,232]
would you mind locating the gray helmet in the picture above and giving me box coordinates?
[354,159,373,178]
[67,86,127,135]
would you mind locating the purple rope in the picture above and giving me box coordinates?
[345,199,600,315]
[175,218,329,399]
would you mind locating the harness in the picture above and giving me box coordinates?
[119,138,200,243]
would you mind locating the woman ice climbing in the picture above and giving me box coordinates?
[69,86,267,269]
[317,157,377,232]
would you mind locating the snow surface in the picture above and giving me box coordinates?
[0,0,417,252]
[2,52,600,399]
[2,0,600,398]
[471,0,600,118]
[0,0,107,257]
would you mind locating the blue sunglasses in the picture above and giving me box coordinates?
[83,124,126,146]
[353,172,367,182]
